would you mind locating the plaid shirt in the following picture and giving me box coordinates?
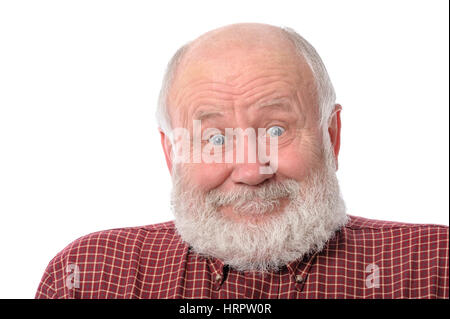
[35,215,449,299]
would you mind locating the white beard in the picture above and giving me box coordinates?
[170,144,348,273]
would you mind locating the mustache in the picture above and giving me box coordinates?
[204,179,300,214]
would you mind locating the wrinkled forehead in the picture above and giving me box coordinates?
[167,26,318,120]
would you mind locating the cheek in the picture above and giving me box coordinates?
[276,149,308,181]
[184,163,231,192]
[276,138,323,181]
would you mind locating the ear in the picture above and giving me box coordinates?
[328,104,342,170]
[159,129,174,175]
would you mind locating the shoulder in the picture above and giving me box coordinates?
[56,220,183,262]
[324,215,449,298]
[341,214,448,253]
[35,221,186,298]
[59,220,179,254]
[345,214,449,232]
[344,214,448,238]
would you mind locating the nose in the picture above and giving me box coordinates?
[228,127,276,186]
[230,161,274,186]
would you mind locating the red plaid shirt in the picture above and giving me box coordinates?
[35,215,449,299]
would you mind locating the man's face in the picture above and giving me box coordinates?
[161,26,347,272]
[167,42,325,224]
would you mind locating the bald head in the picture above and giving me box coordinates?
[182,23,298,61]
[173,24,306,90]
[157,23,336,137]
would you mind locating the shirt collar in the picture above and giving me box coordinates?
[205,250,319,287]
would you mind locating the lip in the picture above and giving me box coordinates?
[218,197,290,223]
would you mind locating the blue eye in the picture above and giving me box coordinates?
[209,134,225,145]
[267,126,285,137]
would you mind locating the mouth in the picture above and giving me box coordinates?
[218,197,290,222]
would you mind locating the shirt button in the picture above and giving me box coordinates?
[295,275,304,283]
[215,274,222,282]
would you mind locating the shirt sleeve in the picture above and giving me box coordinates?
[35,261,57,299]
[436,226,449,298]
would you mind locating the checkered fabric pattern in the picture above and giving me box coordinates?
[35,215,449,299]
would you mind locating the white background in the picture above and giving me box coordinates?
[0,0,448,298]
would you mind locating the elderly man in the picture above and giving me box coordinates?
[36,23,448,299]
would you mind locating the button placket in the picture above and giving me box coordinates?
[294,273,307,292]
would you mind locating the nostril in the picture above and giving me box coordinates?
[230,162,275,186]
[258,178,271,187]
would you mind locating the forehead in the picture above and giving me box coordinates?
[167,33,318,121]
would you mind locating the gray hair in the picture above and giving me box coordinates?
[156,26,336,140]
[156,44,190,137]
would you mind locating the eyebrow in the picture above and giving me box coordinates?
[253,98,293,112]
[193,109,225,121]
[192,98,293,121]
